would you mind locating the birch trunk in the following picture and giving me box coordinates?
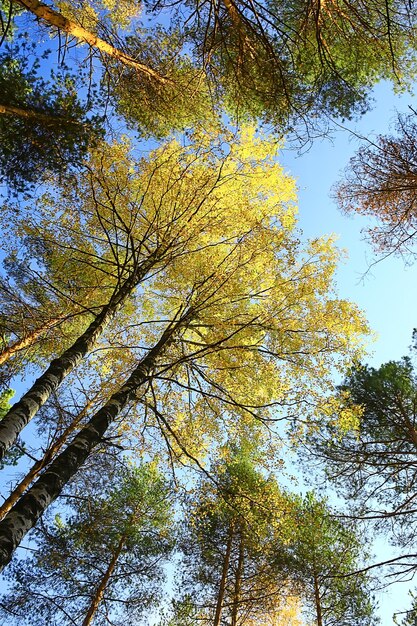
[14,0,169,82]
[0,400,93,520]
[213,522,234,626]
[0,313,186,570]
[0,264,150,461]
[0,316,64,367]
[82,533,126,626]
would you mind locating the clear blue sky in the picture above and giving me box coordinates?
[282,83,417,369]
[280,81,417,624]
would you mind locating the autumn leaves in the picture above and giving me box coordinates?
[2,0,416,621]
[0,127,369,572]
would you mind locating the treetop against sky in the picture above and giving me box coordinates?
[2,0,417,624]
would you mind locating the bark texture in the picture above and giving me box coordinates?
[0,266,150,461]
[14,0,168,81]
[0,314,185,570]
[313,568,323,626]
[0,401,93,520]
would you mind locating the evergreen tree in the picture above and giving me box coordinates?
[0,46,103,193]
[176,445,300,625]
[286,494,378,626]
[0,463,174,625]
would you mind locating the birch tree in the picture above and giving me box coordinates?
[0,127,368,570]
[0,368,114,519]
[1,126,280,458]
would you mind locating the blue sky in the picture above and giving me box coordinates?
[281,81,417,624]
[2,36,416,619]
[282,82,417,369]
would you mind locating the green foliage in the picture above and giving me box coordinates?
[395,592,417,626]
[0,389,21,469]
[176,445,298,624]
[0,0,23,43]
[0,389,13,419]
[0,463,174,625]
[140,0,417,134]
[175,448,378,625]
[310,357,417,521]
[304,353,417,599]
[158,596,202,626]
[109,29,215,139]
[287,493,378,626]
[0,44,104,194]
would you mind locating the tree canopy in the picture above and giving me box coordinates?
[1,0,416,621]
[0,463,174,626]
[336,113,417,257]
[0,127,369,570]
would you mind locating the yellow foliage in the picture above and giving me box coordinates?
[25,124,371,458]
[245,595,305,625]
[56,0,141,30]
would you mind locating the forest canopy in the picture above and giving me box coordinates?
[1,0,417,623]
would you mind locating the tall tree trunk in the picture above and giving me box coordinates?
[82,532,126,626]
[313,568,323,626]
[401,407,417,449]
[0,103,83,126]
[214,522,234,626]
[231,529,245,626]
[0,399,93,520]
[222,0,242,30]
[0,316,63,367]
[0,260,155,461]
[14,0,169,82]
[0,310,189,570]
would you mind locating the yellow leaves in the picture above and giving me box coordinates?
[264,596,304,626]
[100,0,141,27]
[19,122,372,459]
[56,0,141,30]
[56,0,99,30]
[320,391,364,434]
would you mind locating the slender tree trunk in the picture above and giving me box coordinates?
[14,0,169,82]
[231,529,245,626]
[0,103,83,126]
[223,0,241,29]
[0,262,153,461]
[313,568,323,626]
[400,406,417,449]
[0,316,63,367]
[0,399,93,520]
[214,522,234,626]
[0,311,189,571]
[82,532,126,626]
